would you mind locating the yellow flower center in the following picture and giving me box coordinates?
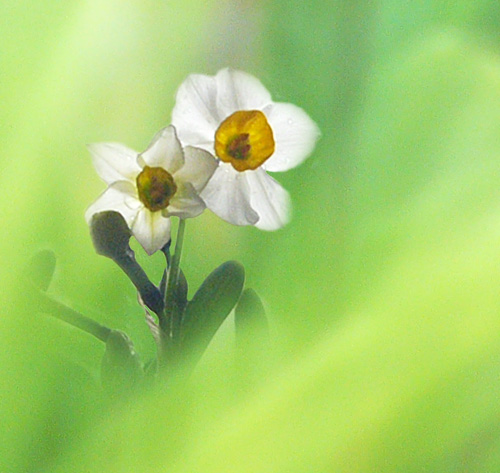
[215,110,275,172]
[136,166,177,212]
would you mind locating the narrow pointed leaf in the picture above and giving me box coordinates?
[161,267,188,305]
[175,268,188,311]
[182,261,245,361]
[159,240,172,297]
[26,249,56,292]
[160,269,167,298]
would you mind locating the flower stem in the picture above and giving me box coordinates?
[162,218,186,338]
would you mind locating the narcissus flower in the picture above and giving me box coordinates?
[85,126,217,255]
[171,68,320,230]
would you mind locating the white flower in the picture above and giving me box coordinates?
[85,126,217,255]
[171,68,320,230]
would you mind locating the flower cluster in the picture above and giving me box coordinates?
[29,69,320,388]
[86,68,319,254]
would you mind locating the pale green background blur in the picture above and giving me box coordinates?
[3,1,500,472]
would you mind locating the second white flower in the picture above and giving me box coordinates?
[171,68,320,230]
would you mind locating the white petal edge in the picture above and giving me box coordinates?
[131,208,171,255]
[245,168,291,231]
[85,181,140,226]
[171,73,220,150]
[87,143,140,184]
[173,146,217,193]
[201,163,259,226]
[166,182,206,219]
[215,68,273,118]
[138,126,184,173]
[262,102,320,172]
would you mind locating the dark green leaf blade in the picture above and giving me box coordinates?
[181,261,245,363]
[175,268,188,310]
[234,288,268,341]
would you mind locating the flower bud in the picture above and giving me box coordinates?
[89,210,164,315]
[90,211,132,260]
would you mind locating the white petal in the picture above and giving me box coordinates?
[173,146,217,192]
[131,208,171,255]
[201,163,259,226]
[166,182,206,219]
[87,143,140,184]
[215,68,273,117]
[138,126,184,174]
[171,73,220,151]
[262,102,320,172]
[85,181,140,225]
[245,168,291,230]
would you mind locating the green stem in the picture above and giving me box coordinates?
[159,243,171,299]
[162,218,186,337]
[36,290,111,342]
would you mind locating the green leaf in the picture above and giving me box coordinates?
[171,268,189,340]
[234,288,270,382]
[26,249,56,292]
[175,268,188,310]
[234,288,268,340]
[181,261,245,362]
[162,267,188,308]
[101,330,144,393]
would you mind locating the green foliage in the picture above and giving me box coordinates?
[235,288,267,338]
[101,330,144,393]
[182,261,245,365]
[25,249,56,292]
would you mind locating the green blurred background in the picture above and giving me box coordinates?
[3,0,500,471]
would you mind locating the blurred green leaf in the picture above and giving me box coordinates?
[101,330,143,394]
[25,249,56,292]
[181,261,245,363]
[234,288,268,346]
[234,288,270,390]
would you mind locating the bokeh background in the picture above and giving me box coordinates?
[3,0,500,471]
